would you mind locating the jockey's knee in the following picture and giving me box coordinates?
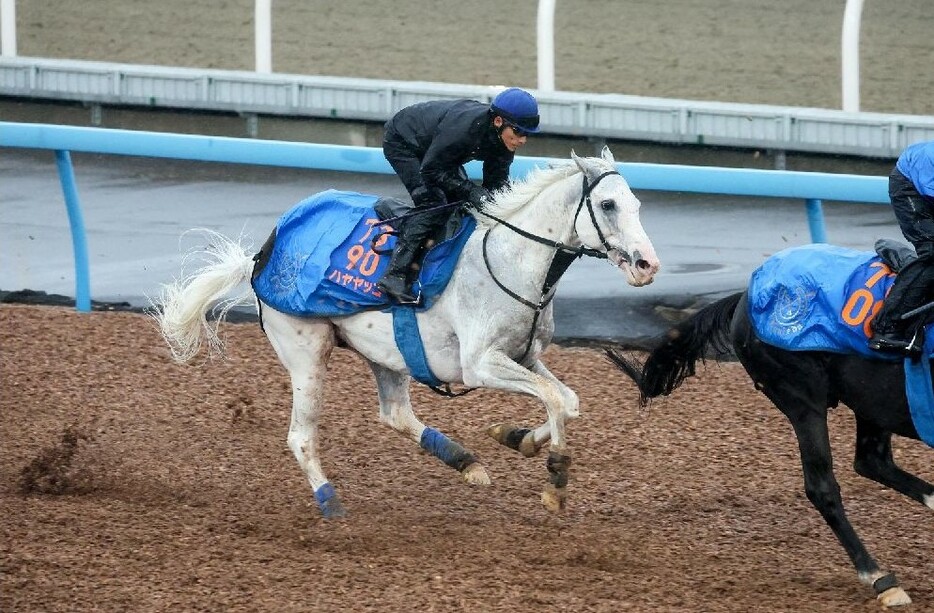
[914,242,934,262]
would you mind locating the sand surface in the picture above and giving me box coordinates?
[2,304,933,612]
[5,5,934,611]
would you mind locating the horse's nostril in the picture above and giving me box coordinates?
[636,259,650,271]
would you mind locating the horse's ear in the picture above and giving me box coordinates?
[571,149,590,175]
[601,145,616,164]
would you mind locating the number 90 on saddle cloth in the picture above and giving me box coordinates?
[251,189,476,317]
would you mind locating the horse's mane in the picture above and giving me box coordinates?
[474,161,582,228]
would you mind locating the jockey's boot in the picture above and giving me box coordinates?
[377,217,435,304]
[868,330,918,354]
[377,244,419,303]
[868,255,934,356]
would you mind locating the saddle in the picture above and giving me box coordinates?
[373,195,467,247]
[874,237,916,273]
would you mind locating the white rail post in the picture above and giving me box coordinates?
[1,0,17,57]
[841,0,864,112]
[255,0,272,73]
[537,0,556,92]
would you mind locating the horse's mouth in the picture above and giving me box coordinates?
[609,249,658,287]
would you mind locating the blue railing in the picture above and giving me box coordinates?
[0,121,889,312]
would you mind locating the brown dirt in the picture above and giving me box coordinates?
[2,303,932,612]
[5,6,934,608]
[16,0,934,116]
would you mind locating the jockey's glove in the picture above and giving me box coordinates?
[466,185,492,211]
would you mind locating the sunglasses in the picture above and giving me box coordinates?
[505,122,530,137]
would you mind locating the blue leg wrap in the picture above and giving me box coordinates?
[420,427,475,471]
[314,482,345,519]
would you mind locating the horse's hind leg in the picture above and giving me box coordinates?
[262,309,346,519]
[853,419,934,509]
[787,411,912,606]
[367,361,490,485]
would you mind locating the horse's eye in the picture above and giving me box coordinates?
[600,199,616,212]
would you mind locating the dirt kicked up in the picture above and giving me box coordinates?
[1,304,932,612]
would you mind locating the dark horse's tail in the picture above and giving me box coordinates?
[607,292,744,405]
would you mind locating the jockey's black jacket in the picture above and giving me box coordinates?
[383,99,513,204]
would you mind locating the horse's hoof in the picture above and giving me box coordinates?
[518,432,541,457]
[541,484,567,513]
[486,423,541,457]
[878,587,911,607]
[487,423,514,444]
[319,497,347,520]
[462,462,491,485]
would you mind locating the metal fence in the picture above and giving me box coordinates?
[3,57,934,159]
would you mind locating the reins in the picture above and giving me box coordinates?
[376,200,465,228]
[474,170,620,364]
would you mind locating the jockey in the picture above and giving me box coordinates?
[870,139,934,353]
[377,87,540,304]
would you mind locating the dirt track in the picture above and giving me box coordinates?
[2,304,932,611]
[5,3,934,611]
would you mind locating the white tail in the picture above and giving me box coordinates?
[154,230,257,363]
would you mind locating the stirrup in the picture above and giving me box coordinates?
[868,333,922,357]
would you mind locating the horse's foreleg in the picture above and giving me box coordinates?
[790,411,912,607]
[263,310,346,519]
[466,354,576,512]
[853,419,934,510]
[368,362,490,485]
[487,361,579,459]
[532,360,578,512]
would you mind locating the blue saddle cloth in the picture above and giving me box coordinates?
[749,244,907,358]
[252,190,475,388]
[252,189,476,317]
[749,244,934,447]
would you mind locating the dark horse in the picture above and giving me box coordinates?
[610,284,933,608]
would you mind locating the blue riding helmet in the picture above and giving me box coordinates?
[490,88,541,134]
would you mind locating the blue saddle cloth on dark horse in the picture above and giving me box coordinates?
[252,190,476,387]
[748,244,934,446]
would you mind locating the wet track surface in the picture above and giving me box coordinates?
[1,149,900,345]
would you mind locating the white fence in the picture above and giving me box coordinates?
[3,57,934,159]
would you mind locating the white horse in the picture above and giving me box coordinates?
[156,146,660,518]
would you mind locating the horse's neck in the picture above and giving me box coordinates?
[466,175,580,294]
[508,177,579,245]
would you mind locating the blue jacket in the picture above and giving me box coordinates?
[896,140,934,198]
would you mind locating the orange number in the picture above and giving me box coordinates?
[863,301,883,338]
[841,288,874,325]
[346,244,365,270]
[359,219,379,243]
[864,262,894,289]
[359,250,380,276]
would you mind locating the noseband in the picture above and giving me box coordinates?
[474,169,622,363]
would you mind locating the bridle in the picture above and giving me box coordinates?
[474,169,623,364]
